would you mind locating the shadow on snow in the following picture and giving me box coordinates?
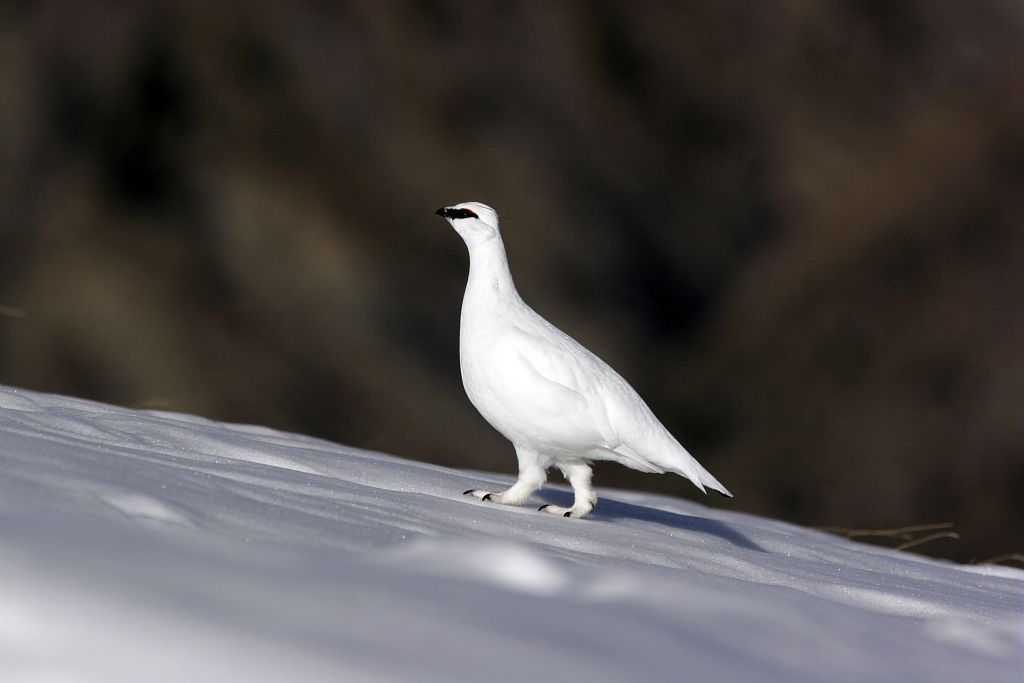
[534,489,765,552]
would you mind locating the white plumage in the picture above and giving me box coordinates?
[437,201,732,518]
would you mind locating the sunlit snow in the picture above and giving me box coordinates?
[0,386,1020,683]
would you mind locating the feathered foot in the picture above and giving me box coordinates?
[537,502,594,519]
[538,461,597,519]
[462,447,547,507]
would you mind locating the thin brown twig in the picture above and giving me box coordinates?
[894,531,960,551]
[819,523,1022,563]
[0,304,28,319]
[818,522,955,539]
[818,522,963,554]
[973,553,1024,567]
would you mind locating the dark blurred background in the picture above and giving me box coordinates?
[1,1,1022,563]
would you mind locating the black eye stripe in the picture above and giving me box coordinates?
[436,207,479,219]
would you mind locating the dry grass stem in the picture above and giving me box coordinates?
[0,305,27,319]
[818,522,964,554]
[974,553,1024,567]
[894,531,960,551]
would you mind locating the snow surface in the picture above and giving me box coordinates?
[0,385,1020,683]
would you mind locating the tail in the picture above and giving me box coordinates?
[680,455,733,498]
[614,438,733,498]
[652,430,733,498]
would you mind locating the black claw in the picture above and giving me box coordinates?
[482,493,492,501]
[563,511,572,517]
[463,489,474,496]
[538,505,550,512]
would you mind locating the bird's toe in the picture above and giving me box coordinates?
[538,503,589,519]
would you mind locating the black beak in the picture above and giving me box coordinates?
[435,207,478,220]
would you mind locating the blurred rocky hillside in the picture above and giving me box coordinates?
[1,1,1022,562]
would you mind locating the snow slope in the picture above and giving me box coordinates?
[0,386,1020,683]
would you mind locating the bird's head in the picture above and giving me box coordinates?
[435,202,499,243]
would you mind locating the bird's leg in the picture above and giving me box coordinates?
[464,446,546,506]
[539,461,597,519]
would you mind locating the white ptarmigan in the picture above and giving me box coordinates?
[437,201,732,518]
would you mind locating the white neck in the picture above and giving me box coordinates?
[463,234,520,306]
